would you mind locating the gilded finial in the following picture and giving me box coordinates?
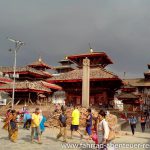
[90,48,93,53]
[89,43,93,53]
[38,56,42,62]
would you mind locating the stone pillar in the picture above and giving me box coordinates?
[82,57,90,108]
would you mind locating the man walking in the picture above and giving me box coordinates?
[129,115,137,135]
[31,108,42,144]
[70,106,83,139]
[57,106,67,142]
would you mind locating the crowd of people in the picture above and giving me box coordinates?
[56,105,113,149]
[2,107,47,144]
[2,105,115,149]
[2,104,150,150]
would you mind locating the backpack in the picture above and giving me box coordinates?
[59,114,67,124]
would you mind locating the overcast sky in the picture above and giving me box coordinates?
[0,0,150,78]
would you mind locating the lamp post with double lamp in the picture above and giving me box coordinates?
[8,38,24,109]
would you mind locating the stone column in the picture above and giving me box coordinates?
[82,57,90,108]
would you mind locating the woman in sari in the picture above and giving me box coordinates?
[3,109,12,130]
[8,110,18,142]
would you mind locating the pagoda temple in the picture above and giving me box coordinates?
[117,84,141,112]
[54,59,74,74]
[124,64,150,111]
[0,58,62,105]
[47,51,122,107]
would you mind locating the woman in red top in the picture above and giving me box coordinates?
[140,115,146,132]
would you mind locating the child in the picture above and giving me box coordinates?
[91,117,98,144]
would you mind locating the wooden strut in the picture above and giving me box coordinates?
[29,99,34,105]
[28,93,31,105]
[15,100,20,105]
[0,101,11,112]
[7,101,11,106]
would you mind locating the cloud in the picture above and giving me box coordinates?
[0,0,150,78]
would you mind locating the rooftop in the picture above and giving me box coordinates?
[121,84,136,90]
[28,57,53,69]
[58,59,74,64]
[123,78,150,87]
[54,65,74,70]
[41,81,62,90]
[67,51,113,67]
[0,76,12,84]
[0,66,52,78]
[117,92,139,100]
[47,66,121,83]
[0,80,52,93]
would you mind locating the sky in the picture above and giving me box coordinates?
[0,0,150,78]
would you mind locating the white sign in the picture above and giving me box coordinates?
[0,99,7,105]
[10,74,19,78]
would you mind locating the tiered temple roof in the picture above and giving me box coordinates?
[41,81,62,90]
[28,57,52,70]
[58,59,74,65]
[0,66,52,78]
[117,83,141,106]
[48,50,121,84]
[67,52,113,68]
[0,76,12,84]
[0,81,52,93]
[48,50,122,106]
[0,57,62,104]
[54,59,74,73]
[48,66,120,83]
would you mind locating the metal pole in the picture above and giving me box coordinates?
[8,39,24,109]
[12,46,17,109]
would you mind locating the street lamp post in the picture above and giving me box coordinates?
[12,48,16,109]
[8,38,24,109]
